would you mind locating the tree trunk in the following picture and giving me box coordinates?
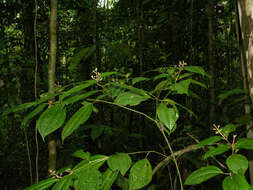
[206,2,215,131]
[48,0,58,173]
[237,0,253,184]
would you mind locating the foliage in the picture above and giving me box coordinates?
[185,124,253,190]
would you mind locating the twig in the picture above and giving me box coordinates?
[152,144,199,176]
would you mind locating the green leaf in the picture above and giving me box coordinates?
[226,154,248,175]
[132,77,150,85]
[62,103,93,141]
[37,104,66,140]
[220,124,237,138]
[100,72,117,78]
[153,80,170,93]
[129,159,152,190]
[63,90,98,105]
[198,136,222,147]
[109,82,149,97]
[52,174,74,190]
[3,102,36,115]
[76,167,102,190]
[60,80,96,101]
[22,103,47,126]
[115,92,149,106]
[170,79,191,95]
[184,166,223,185]
[235,138,253,150]
[184,66,207,77]
[153,73,169,81]
[73,155,108,172]
[24,178,58,190]
[116,175,129,190]
[218,88,246,105]
[107,153,132,176]
[203,144,230,159]
[189,79,207,88]
[222,174,250,190]
[101,169,119,190]
[72,150,91,160]
[157,103,178,130]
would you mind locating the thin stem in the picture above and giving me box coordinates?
[34,0,39,183]
[88,99,158,124]
[24,130,33,185]
[161,129,184,190]
[127,150,167,158]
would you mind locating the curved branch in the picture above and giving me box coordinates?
[152,144,199,176]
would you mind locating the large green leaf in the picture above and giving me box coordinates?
[220,124,237,138]
[107,153,132,176]
[63,90,98,105]
[52,174,74,190]
[222,174,250,190]
[72,150,91,160]
[184,166,223,185]
[132,77,150,85]
[59,80,96,102]
[101,169,119,190]
[3,102,36,115]
[109,82,149,97]
[24,178,58,190]
[37,104,66,140]
[203,144,230,159]
[226,154,248,175]
[76,167,102,190]
[157,103,178,130]
[198,136,222,147]
[115,92,149,106]
[184,66,207,77]
[22,103,47,126]
[73,154,108,172]
[235,138,253,150]
[62,103,93,141]
[170,79,191,95]
[129,159,152,190]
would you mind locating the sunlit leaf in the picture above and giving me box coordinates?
[22,103,47,126]
[184,66,207,77]
[203,144,230,159]
[24,178,58,190]
[37,104,66,140]
[226,154,248,175]
[62,103,93,141]
[107,153,132,176]
[76,167,102,190]
[198,136,222,147]
[52,174,74,190]
[235,138,253,150]
[129,159,152,190]
[170,79,191,95]
[222,174,250,190]
[101,169,119,190]
[115,92,149,106]
[157,103,178,130]
[184,166,223,185]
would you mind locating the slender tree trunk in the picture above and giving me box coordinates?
[237,0,253,184]
[206,2,215,130]
[93,0,98,68]
[48,0,58,173]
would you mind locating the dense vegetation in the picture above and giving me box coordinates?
[1,0,253,189]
